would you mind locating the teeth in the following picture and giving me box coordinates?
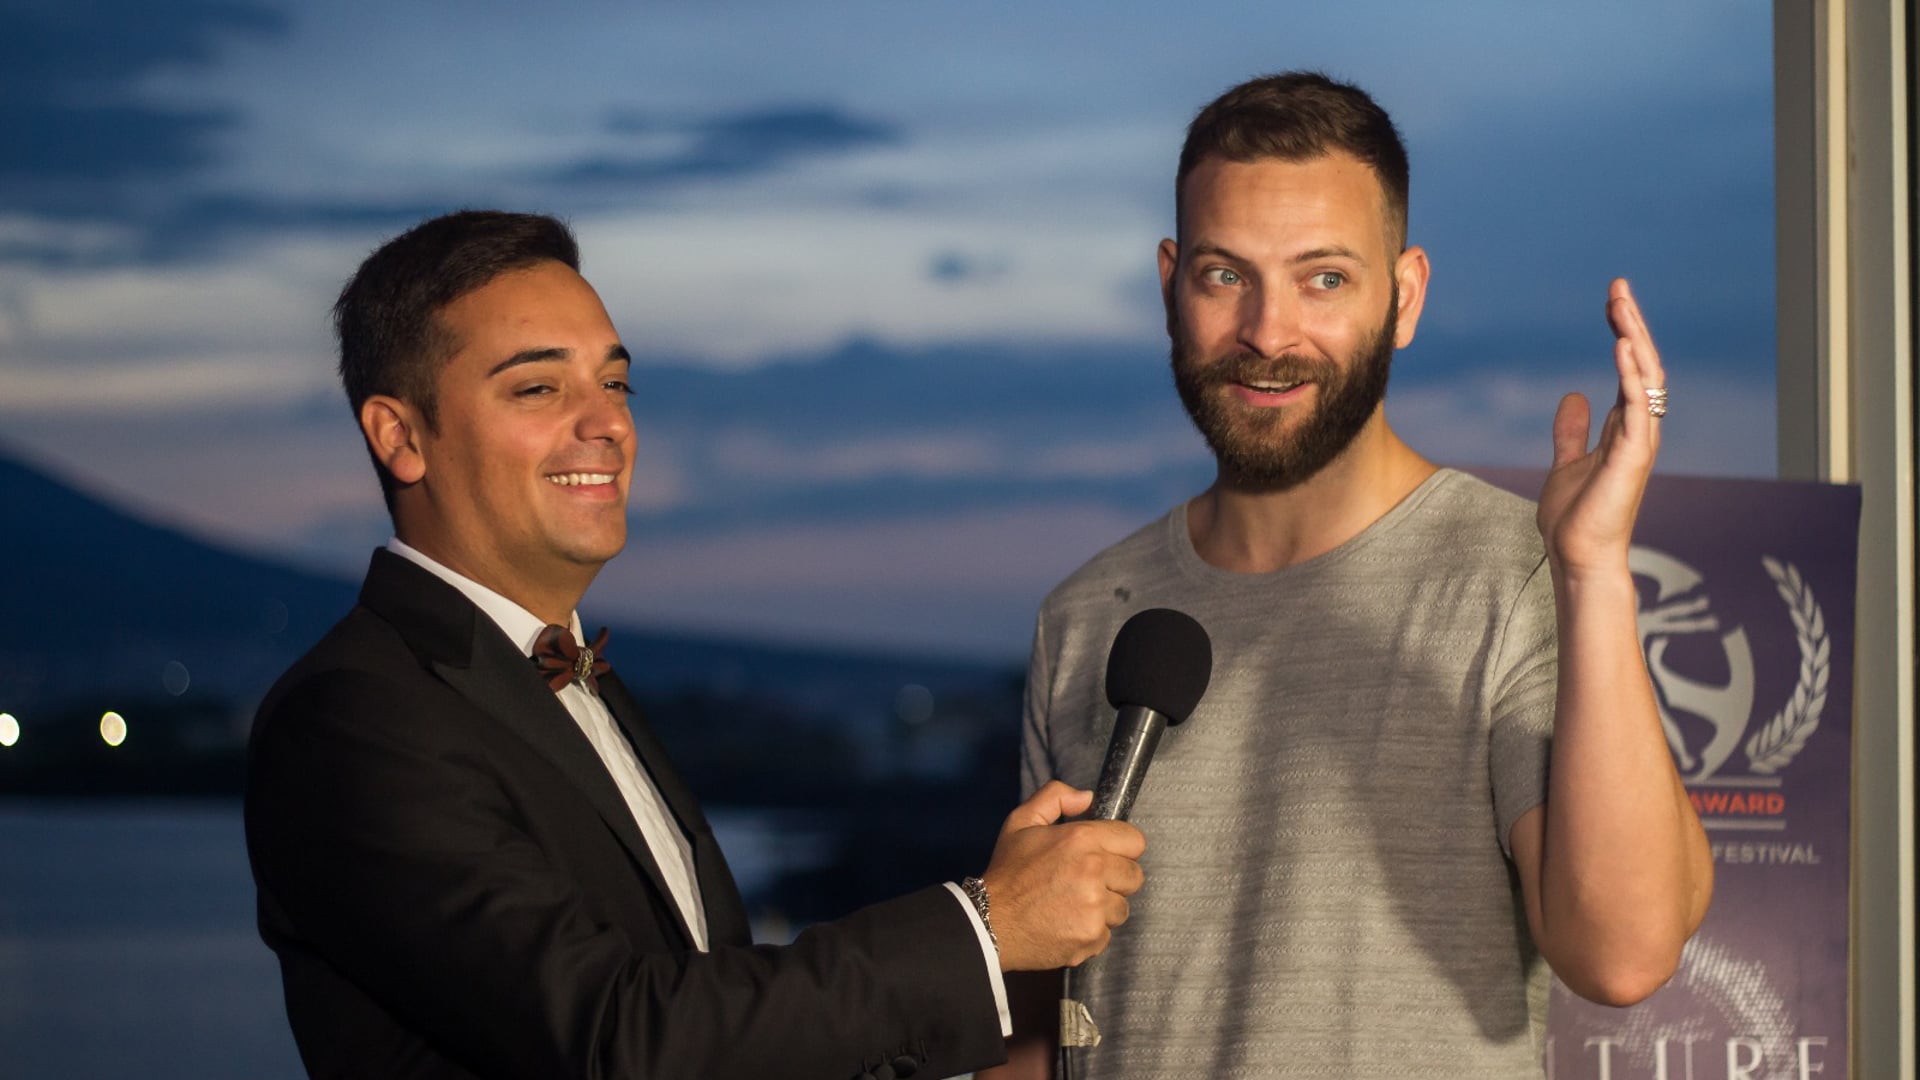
[547,472,616,487]
[1245,380,1301,392]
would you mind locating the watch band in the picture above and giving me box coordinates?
[960,875,997,950]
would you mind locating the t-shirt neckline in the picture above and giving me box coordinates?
[1167,467,1463,587]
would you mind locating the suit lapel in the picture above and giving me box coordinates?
[359,551,701,948]
[595,672,707,836]
[598,671,752,948]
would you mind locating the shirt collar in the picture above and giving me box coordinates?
[386,538,583,657]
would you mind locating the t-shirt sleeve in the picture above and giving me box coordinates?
[1019,610,1055,801]
[1488,556,1558,855]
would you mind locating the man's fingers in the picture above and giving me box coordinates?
[1086,820,1147,859]
[1618,279,1659,351]
[1606,279,1633,338]
[1613,329,1654,446]
[1070,928,1114,968]
[1104,852,1147,896]
[1003,780,1093,832]
[1551,392,1590,469]
[1610,278,1666,416]
[984,792,1148,970]
[1608,278,1657,347]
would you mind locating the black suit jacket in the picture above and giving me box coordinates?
[245,550,1003,1079]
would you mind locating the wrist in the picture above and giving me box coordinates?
[961,875,998,951]
[1547,547,1634,588]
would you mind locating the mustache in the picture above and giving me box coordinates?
[1184,351,1340,387]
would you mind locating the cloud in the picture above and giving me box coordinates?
[0,1,287,219]
[1,94,910,268]
[927,250,1011,285]
[702,428,1206,487]
[550,105,902,187]
[0,352,320,411]
[0,231,356,397]
[0,3,450,266]
[711,431,1003,483]
[0,0,1780,660]
[1390,366,1776,479]
[579,207,1160,365]
[592,501,1152,659]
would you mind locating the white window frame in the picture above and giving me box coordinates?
[1775,2,1915,1074]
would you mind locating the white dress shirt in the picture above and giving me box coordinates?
[390,539,708,949]
[388,540,1008,1028]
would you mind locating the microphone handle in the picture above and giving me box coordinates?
[1065,706,1170,1079]
[1090,706,1169,821]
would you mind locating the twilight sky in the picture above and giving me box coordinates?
[1,1,1776,658]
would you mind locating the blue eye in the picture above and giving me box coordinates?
[1311,271,1345,290]
[1203,267,1243,286]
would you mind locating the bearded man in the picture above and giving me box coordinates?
[997,72,1712,1079]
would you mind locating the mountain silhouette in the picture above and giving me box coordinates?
[0,446,1019,910]
[0,447,1016,769]
[0,448,357,715]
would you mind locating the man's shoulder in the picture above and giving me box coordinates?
[1039,507,1181,615]
[1408,469,1544,559]
[252,603,435,738]
[1422,468,1538,519]
[255,548,483,718]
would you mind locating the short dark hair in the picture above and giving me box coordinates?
[1176,72,1410,250]
[333,209,579,508]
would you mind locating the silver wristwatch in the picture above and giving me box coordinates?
[960,875,997,949]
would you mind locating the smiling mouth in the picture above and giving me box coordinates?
[1236,379,1305,393]
[545,472,618,487]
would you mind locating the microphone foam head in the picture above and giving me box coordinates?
[1104,607,1212,724]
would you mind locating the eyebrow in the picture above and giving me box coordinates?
[1291,245,1368,266]
[486,344,631,378]
[1187,242,1369,267]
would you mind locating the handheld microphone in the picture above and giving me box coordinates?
[1061,607,1212,1072]
[1090,607,1213,821]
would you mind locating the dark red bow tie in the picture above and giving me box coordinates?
[532,624,610,693]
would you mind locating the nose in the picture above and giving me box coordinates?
[1238,282,1303,359]
[576,381,633,444]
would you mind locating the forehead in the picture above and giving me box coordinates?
[437,260,618,354]
[1178,153,1394,256]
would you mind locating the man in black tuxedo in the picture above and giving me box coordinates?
[244,210,1146,1080]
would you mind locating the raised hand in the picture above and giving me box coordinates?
[1537,278,1666,573]
[979,780,1146,971]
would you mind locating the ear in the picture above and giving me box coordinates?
[1157,237,1181,337]
[359,395,428,485]
[1391,245,1431,349]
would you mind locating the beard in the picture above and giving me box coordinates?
[1170,290,1397,492]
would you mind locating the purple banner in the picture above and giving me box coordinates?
[1473,469,1860,1080]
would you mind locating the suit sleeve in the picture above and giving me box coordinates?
[246,666,1006,1080]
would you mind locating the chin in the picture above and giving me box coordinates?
[578,532,629,566]
[559,539,623,567]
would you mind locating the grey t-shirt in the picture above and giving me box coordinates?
[1022,469,1556,1078]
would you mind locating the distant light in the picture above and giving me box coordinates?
[893,684,935,726]
[100,711,128,747]
[162,661,191,696]
[0,713,17,748]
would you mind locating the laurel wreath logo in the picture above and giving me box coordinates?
[1745,557,1828,774]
